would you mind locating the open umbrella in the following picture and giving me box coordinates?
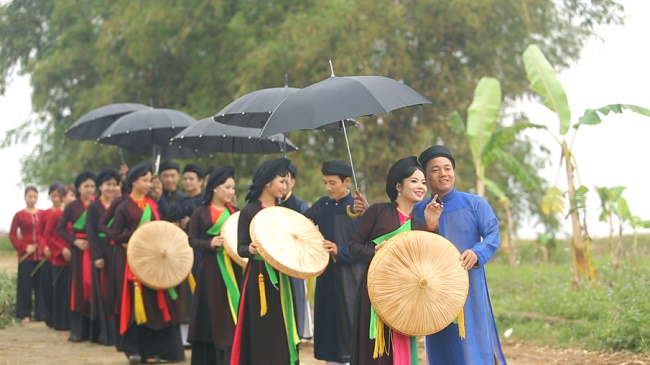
[259,65,432,206]
[170,117,298,156]
[97,108,197,171]
[213,86,357,130]
[66,103,149,140]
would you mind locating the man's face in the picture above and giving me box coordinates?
[182,172,202,194]
[160,169,180,192]
[322,175,349,201]
[425,157,455,197]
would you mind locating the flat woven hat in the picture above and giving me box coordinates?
[250,206,328,279]
[127,221,194,290]
[221,211,249,268]
[367,230,469,336]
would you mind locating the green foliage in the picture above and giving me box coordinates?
[0,0,625,215]
[522,44,572,135]
[490,234,650,353]
[577,104,650,127]
[0,236,11,251]
[466,77,501,171]
[542,186,565,216]
[0,272,16,329]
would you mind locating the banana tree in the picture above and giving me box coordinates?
[523,44,650,285]
[595,185,626,264]
[630,216,650,266]
[447,77,544,268]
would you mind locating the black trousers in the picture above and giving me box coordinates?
[15,260,44,320]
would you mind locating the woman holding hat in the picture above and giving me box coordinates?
[187,166,239,365]
[348,156,443,365]
[85,168,121,345]
[110,161,185,364]
[230,157,300,365]
[57,170,96,342]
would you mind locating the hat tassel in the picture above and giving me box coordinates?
[458,307,466,339]
[258,273,267,317]
[187,273,196,294]
[134,281,147,325]
[373,316,387,358]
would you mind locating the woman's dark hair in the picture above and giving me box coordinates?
[396,165,424,189]
[24,186,38,196]
[57,184,76,198]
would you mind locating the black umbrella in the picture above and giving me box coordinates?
[170,117,298,156]
[66,103,149,140]
[259,66,431,211]
[213,85,357,130]
[97,108,197,171]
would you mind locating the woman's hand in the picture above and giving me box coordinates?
[25,243,37,254]
[94,258,105,269]
[210,236,225,250]
[43,246,52,259]
[248,242,259,255]
[62,247,71,262]
[73,239,89,250]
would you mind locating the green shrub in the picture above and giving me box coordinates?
[0,272,16,329]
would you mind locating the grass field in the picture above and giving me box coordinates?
[1,231,649,353]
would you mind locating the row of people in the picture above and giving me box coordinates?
[9,144,506,365]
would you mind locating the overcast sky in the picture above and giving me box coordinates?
[1,0,649,239]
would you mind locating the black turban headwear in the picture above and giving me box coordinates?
[203,166,235,206]
[385,156,421,201]
[287,163,298,179]
[417,145,455,170]
[321,160,353,178]
[126,162,153,185]
[159,161,180,173]
[95,167,120,187]
[205,164,221,178]
[183,164,205,179]
[245,158,290,203]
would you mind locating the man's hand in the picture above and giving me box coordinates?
[322,240,338,257]
[353,191,369,215]
[149,176,163,201]
[460,249,478,270]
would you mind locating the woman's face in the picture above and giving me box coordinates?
[49,190,61,207]
[213,177,236,205]
[24,190,38,208]
[266,175,287,199]
[63,190,76,205]
[132,172,152,195]
[397,169,427,203]
[99,178,119,200]
[78,179,96,200]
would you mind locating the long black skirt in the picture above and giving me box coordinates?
[38,261,54,327]
[15,260,44,320]
[51,265,70,331]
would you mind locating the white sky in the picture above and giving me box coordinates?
[1,0,649,239]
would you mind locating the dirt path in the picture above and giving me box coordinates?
[2,254,649,364]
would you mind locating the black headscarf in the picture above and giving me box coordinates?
[385,156,422,201]
[203,166,235,206]
[417,145,455,170]
[245,158,290,203]
[126,162,153,185]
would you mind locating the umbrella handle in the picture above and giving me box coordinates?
[346,189,363,218]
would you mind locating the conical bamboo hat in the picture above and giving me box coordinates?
[221,211,249,268]
[367,230,469,336]
[127,220,194,290]
[250,206,328,279]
